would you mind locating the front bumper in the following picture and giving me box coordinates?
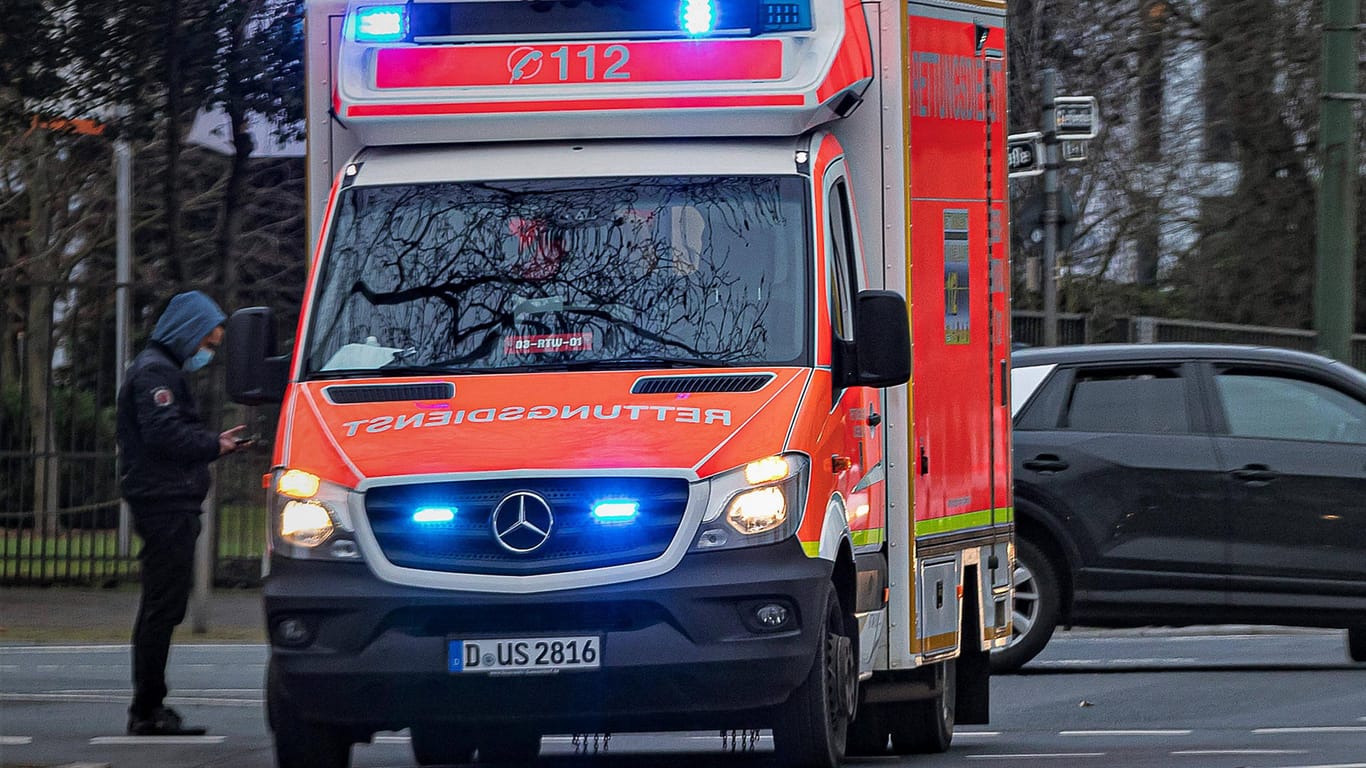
[265,539,830,733]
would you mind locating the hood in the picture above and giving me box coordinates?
[150,291,226,363]
[278,369,811,487]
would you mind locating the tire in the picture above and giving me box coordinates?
[266,661,353,768]
[411,725,476,766]
[1348,627,1366,663]
[845,703,889,756]
[888,660,955,754]
[773,583,855,768]
[990,538,1061,673]
[477,728,541,764]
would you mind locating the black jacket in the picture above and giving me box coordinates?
[116,342,221,510]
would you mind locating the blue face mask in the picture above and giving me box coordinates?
[183,348,215,372]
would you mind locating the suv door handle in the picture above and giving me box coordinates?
[1231,465,1278,483]
[1022,455,1069,473]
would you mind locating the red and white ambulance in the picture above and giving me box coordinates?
[227,1,1013,766]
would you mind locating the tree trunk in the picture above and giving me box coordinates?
[25,140,59,538]
[163,0,186,286]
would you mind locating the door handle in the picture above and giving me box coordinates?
[866,409,882,428]
[1022,455,1069,473]
[1231,465,1278,483]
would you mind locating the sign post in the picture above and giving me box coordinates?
[1054,96,1099,140]
[1007,132,1045,178]
[1015,79,1099,345]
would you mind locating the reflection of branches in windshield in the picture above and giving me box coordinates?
[309,177,801,371]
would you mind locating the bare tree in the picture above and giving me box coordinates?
[1010,0,1362,331]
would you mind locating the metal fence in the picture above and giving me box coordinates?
[1010,311,1090,347]
[2,280,272,588]
[1012,312,1366,370]
[2,281,134,586]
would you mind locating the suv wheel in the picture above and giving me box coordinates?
[990,538,1061,673]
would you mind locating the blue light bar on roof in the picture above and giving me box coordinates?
[355,5,407,43]
[680,0,716,36]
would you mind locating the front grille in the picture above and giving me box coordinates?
[365,477,690,576]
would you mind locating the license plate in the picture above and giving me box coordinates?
[448,636,601,674]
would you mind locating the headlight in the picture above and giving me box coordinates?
[269,469,362,560]
[691,454,809,552]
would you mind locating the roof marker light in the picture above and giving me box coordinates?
[593,501,639,522]
[413,507,456,524]
[355,5,407,43]
[681,0,715,36]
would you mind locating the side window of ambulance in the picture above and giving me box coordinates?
[1063,366,1191,434]
[827,177,858,341]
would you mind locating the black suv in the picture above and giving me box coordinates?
[999,343,1366,672]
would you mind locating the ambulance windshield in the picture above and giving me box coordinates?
[305,176,809,376]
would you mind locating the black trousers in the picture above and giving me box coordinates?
[129,508,201,718]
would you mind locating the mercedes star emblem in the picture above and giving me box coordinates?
[490,491,555,553]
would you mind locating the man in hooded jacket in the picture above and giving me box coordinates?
[117,290,248,736]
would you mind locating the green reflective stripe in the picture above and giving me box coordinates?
[851,529,884,547]
[915,507,1013,537]
[800,540,821,558]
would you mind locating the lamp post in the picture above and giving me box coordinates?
[1312,0,1361,361]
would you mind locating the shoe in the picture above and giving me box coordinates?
[127,706,208,736]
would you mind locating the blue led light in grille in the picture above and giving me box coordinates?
[413,507,456,524]
[592,501,640,522]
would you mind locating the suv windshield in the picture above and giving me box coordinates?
[304,175,809,377]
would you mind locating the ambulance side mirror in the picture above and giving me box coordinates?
[849,290,910,388]
[225,307,289,405]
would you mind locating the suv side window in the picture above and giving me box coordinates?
[1063,366,1191,434]
[1215,369,1366,443]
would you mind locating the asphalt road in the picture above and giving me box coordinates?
[2,628,1365,768]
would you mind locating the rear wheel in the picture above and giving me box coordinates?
[991,538,1061,673]
[1348,627,1366,663]
[888,660,955,754]
[410,725,476,766]
[773,583,855,768]
[266,661,353,768]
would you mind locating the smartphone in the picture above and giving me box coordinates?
[234,436,257,447]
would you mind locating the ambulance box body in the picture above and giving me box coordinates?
[228,2,1013,766]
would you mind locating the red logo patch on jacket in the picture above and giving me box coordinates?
[152,387,174,407]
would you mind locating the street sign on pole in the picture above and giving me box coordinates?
[1007,132,1045,178]
[1061,139,1088,162]
[1054,96,1099,140]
